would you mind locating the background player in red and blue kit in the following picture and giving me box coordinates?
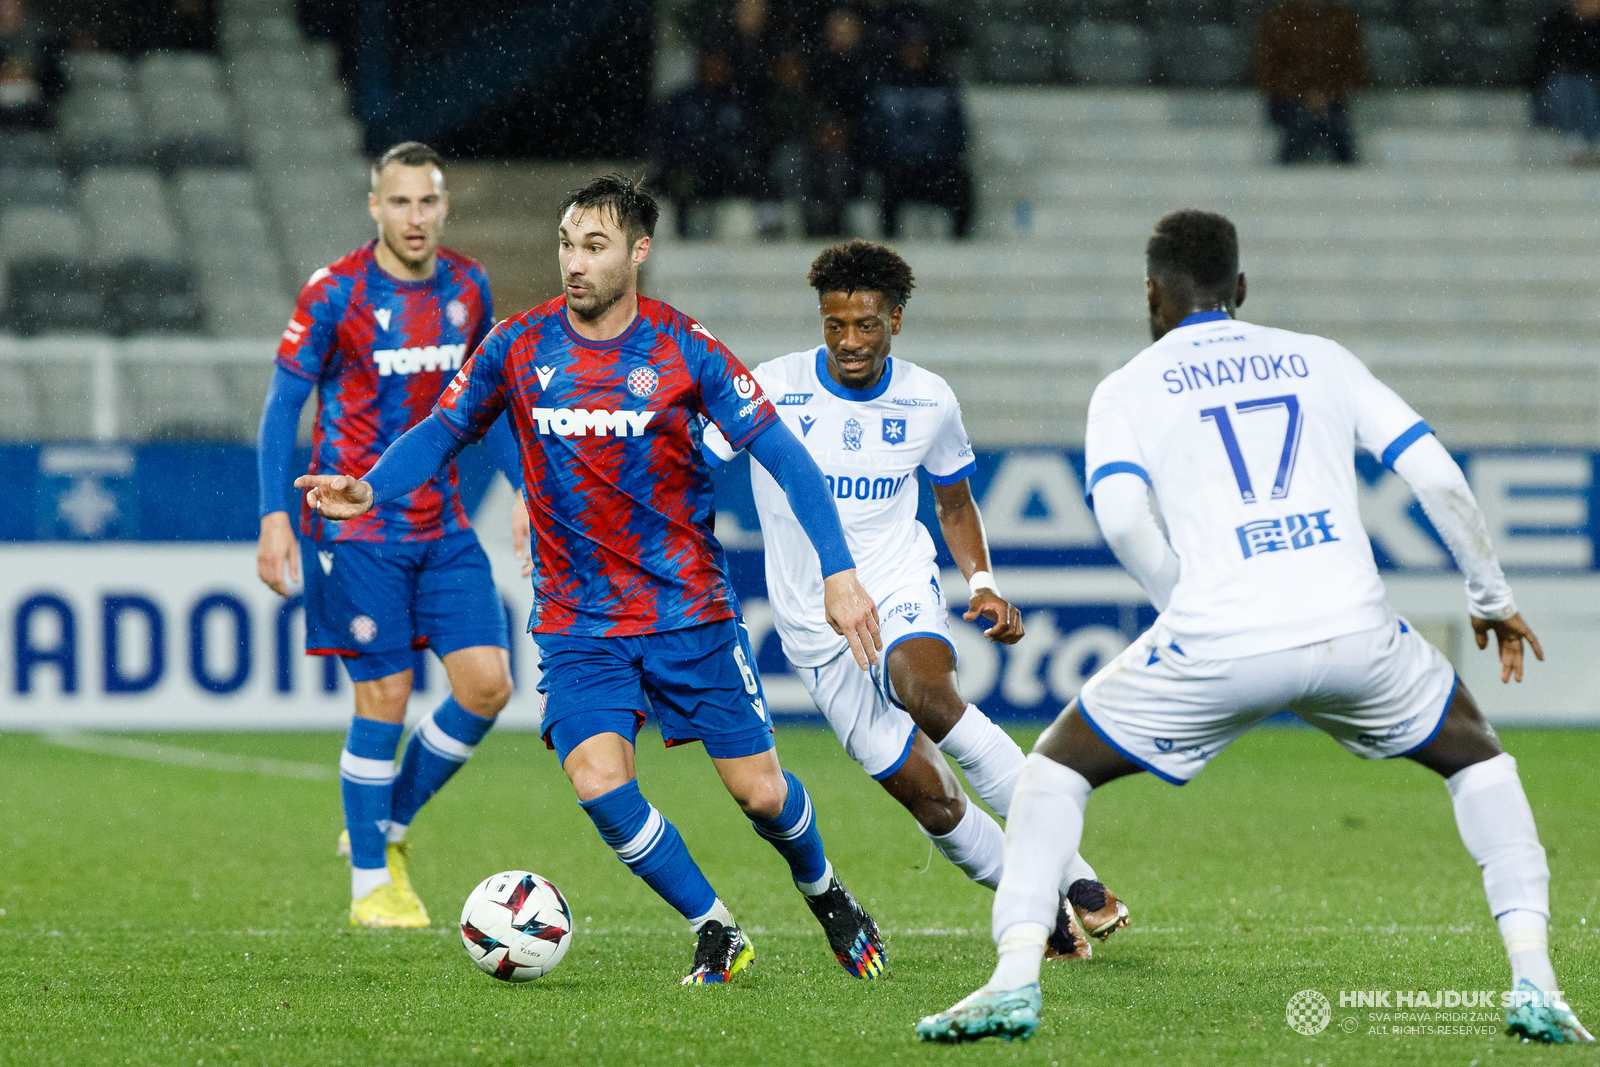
[256,142,525,929]
[297,175,889,984]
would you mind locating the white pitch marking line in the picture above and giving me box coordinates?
[40,732,335,781]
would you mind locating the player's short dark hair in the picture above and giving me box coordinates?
[1146,210,1239,301]
[559,174,658,247]
[807,239,915,309]
[371,141,445,188]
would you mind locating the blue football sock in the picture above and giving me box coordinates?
[340,717,403,871]
[390,696,495,830]
[580,780,718,925]
[751,770,830,889]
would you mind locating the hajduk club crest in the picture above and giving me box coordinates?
[627,366,659,398]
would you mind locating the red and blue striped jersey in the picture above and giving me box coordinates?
[277,241,494,542]
[433,295,777,637]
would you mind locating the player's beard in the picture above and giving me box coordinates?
[566,269,628,321]
[384,228,435,273]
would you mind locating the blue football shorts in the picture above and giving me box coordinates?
[536,617,776,764]
[300,528,507,682]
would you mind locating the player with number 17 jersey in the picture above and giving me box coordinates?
[1084,313,1435,660]
[433,294,776,637]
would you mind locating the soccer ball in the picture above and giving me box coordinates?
[459,870,573,982]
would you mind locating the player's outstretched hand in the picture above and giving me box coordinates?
[1472,613,1544,684]
[966,592,1024,645]
[256,511,300,596]
[824,569,882,670]
[294,474,374,520]
[512,489,533,579]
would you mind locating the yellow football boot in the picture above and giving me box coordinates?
[350,882,430,928]
[336,831,415,894]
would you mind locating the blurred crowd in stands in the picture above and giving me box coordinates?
[647,0,974,240]
[1253,0,1600,166]
[0,0,217,128]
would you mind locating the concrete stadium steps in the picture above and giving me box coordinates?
[647,245,1600,341]
[963,89,1535,133]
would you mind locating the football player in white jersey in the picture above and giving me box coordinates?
[704,240,1130,959]
[917,211,1591,1045]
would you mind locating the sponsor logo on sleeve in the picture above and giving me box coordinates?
[278,313,311,356]
[438,356,475,409]
[733,374,758,400]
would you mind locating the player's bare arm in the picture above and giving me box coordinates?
[824,568,883,669]
[1473,613,1544,684]
[255,510,301,596]
[931,478,1022,644]
[295,473,374,520]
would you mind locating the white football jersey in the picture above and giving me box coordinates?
[704,346,976,666]
[1086,313,1430,660]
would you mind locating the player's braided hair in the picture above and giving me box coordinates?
[807,240,916,309]
[1146,210,1238,302]
[560,174,659,247]
[371,141,445,188]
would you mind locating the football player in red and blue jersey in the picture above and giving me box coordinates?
[256,142,525,929]
[297,175,889,984]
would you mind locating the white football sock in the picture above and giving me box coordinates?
[796,859,834,897]
[1446,754,1554,988]
[386,822,409,844]
[351,865,392,901]
[987,753,1093,990]
[689,897,736,935]
[1061,852,1098,893]
[924,799,1005,889]
[989,922,1050,990]
[1499,910,1558,992]
[937,705,1026,817]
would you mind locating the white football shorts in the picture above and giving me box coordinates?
[795,568,956,780]
[1076,614,1457,785]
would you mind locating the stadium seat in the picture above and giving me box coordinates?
[0,167,71,209]
[80,169,204,335]
[1143,0,1227,25]
[31,358,98,438]
[1363,24,1421,88]
[974,21,1060,84]
[61,51,132,93]
[0,206,102,334]
[57,85,150,169]
[171,169,292,336]
[122,361,235,440]
[0,361,42,439]
[1156,23,1248,88]
[138,52,248,169]
[1471,25,1538,87]
[1066,22,1154,86]
[0,130,60,169]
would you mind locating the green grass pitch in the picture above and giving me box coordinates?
[1,725,1596,1066]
